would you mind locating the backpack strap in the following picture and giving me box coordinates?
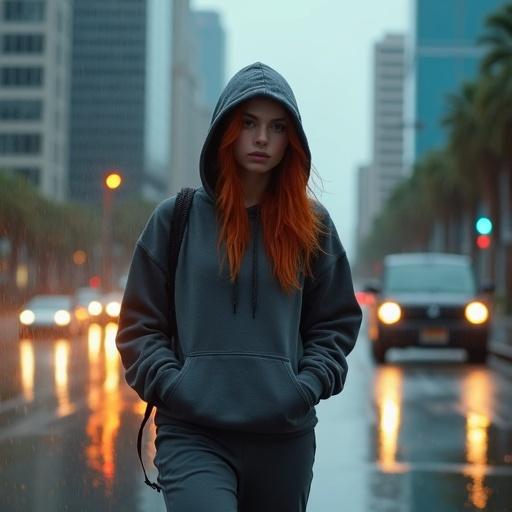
[137,187,197,492]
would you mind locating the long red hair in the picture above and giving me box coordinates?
[215,101,326,294]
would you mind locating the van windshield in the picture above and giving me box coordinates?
[384,262,476,294]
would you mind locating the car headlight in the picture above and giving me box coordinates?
[465,301,489,324]
[105,301,121,318]
[88,300,103,316]
[54,310,71,326]
[378,302,401,324]
[20,310,35,325]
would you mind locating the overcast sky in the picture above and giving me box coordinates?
[191,0,409,257]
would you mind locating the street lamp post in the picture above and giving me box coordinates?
[102,171,122,294]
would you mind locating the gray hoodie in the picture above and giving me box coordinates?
[116,62,362,434]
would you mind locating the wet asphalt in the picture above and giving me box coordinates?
[0,318,511,511]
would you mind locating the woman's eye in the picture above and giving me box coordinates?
[243,118,255,128]
[272,123,286,133]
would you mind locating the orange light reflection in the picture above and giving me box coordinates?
[461,369,493,510]
[19,339,35,402]
[375,366,404,472]
[85,321,122,495]
[54,339,75,417]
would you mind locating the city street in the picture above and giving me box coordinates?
[1,315,511,511]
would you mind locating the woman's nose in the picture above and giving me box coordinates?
[255,126,268,145]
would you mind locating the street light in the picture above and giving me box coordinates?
[102,171,123,293]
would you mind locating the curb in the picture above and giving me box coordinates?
[489,342,512,363]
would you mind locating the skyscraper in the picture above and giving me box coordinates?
[372,34,406,209]
[69,0,147,204]
[357,34,405,249]
[193,10,225,112]
[0,0,72,201]
[405,0,508,165]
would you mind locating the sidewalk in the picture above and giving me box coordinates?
[489,314,512,362]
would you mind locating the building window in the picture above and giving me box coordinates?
[3,1,45,22]
[0,100,42,120]
[2,34,45,54]
[0,67,43,86]
[0,134,42,154]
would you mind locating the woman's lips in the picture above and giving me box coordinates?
[248,152,270,161]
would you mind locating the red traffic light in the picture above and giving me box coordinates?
[476,235,491,249]
[89,275,102,288]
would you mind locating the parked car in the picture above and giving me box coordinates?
[19,294,78,337]
[364,253,493,364]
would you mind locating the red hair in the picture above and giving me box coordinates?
[215,102,326,293]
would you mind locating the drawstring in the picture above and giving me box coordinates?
[231,212,259,318]
[232,275,239,314]
[251,215,258,319]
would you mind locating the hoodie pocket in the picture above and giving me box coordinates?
[164,352,311,432]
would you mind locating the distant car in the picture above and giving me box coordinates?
[19,295,78,337]
[365,253,493,364]
[72,286,103,331]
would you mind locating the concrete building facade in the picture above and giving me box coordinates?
[357,34,406,249]
[0,0,72,201]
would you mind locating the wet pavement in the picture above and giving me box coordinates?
[0,318,511,511]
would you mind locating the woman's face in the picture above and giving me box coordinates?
[233,97,289,177]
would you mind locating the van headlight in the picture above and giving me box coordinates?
[377,302,401,324]
[465,302,489,324]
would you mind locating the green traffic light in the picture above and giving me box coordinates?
[476,217,492,235]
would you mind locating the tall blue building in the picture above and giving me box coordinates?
[405,0,508,165]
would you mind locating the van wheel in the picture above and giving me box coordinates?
[372,342,387,364]
[467,347,488,364]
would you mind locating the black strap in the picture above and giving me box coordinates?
[137,187,197,492]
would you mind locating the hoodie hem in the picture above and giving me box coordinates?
[154,410,318,438]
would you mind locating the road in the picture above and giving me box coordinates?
[0,317,511,511]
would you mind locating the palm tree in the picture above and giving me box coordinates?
[478,3,512,300]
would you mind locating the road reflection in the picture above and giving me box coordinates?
[462,369,493,510]
[374,366,405,472]
[55,339,75,417]
[19,338,34,402]
[85,322,122,495]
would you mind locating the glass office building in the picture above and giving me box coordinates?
[69,0,147,204]
[405,0,508,165]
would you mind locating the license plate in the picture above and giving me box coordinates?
[420,328,449,344]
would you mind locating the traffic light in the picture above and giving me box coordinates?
[476,235,491,249]
[89,275,101,288]
[475,216,492,249]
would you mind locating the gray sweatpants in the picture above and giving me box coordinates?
[154,422,316,512]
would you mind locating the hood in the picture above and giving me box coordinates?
[383,291,476,306]
[199,62,311,200]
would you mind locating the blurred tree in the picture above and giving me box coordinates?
[478,3,512,299]
[0,171,100,299]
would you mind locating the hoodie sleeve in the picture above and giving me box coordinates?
[115,197,183,406]
[297,207,362,406]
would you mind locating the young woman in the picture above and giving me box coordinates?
[116,62,362,512]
